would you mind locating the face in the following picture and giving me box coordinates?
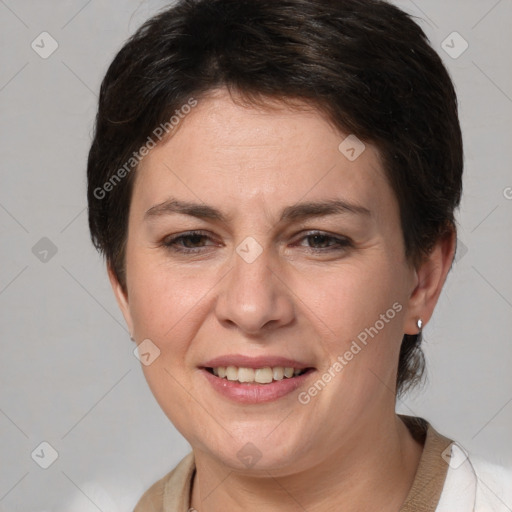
[111,89,438,475]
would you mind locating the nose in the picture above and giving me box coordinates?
[214,243,295,335]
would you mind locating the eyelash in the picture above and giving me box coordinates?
[161,230,353,254]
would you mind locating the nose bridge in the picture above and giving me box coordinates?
[215,239,294,333]
[235,238,273,293]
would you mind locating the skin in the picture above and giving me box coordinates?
[109,88,456,511]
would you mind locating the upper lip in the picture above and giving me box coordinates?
[201,354,314,370]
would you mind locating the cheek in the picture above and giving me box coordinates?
[309,261,402,332]
[126,260,212,433]
[299,256,407,378]
[126,251,211,338]
[304,266,406,404]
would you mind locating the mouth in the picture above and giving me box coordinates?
[199,364,316,403]
[203,365,313,384]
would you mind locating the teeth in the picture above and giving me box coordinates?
[238,367,255,383]
[210,366,306,384]
[284,367,294,378]
[255,367,273,384]
[226,366,238,381]
[273,367,284,380]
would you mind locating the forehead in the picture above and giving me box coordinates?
[133,89,394,221]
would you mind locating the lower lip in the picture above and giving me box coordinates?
[200,368,315,404]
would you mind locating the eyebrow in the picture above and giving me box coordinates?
[144,197,371,224]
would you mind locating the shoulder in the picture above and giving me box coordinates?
[133,471,168,512]
[134,452,195,512]
[472,456,512,511]
[436,442,512,512]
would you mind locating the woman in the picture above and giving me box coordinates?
[87,0,511,510]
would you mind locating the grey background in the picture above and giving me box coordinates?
[0,0,511,510]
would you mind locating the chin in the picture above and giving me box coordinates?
[194,425,313,474]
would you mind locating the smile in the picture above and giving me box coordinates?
[200,365,316,404]
[207,366,309,384]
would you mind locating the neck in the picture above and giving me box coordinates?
[190,414,424,512]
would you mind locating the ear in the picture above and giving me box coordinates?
[404,226,457,335]
[107,264,135,339]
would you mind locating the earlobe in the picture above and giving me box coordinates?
[107,264,135,338]
[404,228,457,335]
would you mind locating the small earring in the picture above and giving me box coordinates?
[417,319,423,334]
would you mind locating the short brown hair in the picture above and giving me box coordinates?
[87,0,463,395]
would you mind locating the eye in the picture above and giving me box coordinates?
[161,230,352,255]
[162,231,217,253]
[295,231,353,252]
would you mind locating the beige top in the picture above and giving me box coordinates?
[134,415,453,512]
